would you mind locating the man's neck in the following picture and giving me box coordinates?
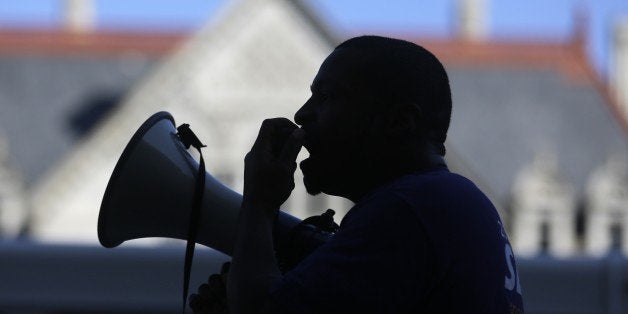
[343,152,448,203]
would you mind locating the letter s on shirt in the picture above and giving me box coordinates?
[504,243,522,294]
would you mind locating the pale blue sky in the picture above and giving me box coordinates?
[0,0,626,78]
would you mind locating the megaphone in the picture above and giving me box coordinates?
[98,111,309,256]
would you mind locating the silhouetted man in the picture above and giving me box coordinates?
[228,36,524,313]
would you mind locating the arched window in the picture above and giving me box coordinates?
[584,154,628,256]
[511,150,576,257]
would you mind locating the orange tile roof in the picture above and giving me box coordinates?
[0,28,185,57]
[414,37,626,133]
[0,27,624,132]
[419,38,588,81]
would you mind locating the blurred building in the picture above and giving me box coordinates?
[0,0,352,245]
[0,0,626,258]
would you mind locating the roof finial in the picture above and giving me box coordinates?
[456,0,488,41]
[64,0,95,33]
[611,17,628,121]
[571,4,588,51]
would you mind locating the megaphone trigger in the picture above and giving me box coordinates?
[176,123,206,150]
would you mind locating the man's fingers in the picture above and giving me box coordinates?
[198,283,211,298]
[251,118,297,152]
[220,262,231,275]
[251,119,275,152]
[279,128,304,163]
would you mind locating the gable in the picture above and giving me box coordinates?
[29,0,337,242]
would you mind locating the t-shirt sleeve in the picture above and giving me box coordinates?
[269,193,431,314]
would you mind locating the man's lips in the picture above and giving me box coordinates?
[301,131,315,155]
[300,135,315,165]
[300,127,324,158]
[302,142,313,155]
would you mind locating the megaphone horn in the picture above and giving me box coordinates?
[98,111,303,256]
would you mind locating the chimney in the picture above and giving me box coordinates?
[64,0,95,33]
[611,17,628,120]
[457,0,488,41]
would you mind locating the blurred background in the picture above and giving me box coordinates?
[0,0,626,313]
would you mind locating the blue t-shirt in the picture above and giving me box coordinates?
[270,166,524,313]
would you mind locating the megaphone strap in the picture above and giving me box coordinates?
[177,124,206,314]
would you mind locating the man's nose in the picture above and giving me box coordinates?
[294,99,313,125]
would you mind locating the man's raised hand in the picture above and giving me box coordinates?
[242,118,304,213]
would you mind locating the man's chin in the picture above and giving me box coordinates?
[300,158,323,196]
[302,176,322,196]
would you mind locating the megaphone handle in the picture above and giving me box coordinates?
[181,144,206,314]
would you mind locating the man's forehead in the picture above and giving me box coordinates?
[311,70,351,93]
[313,50,363,91]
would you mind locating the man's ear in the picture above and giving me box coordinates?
[384,102,423,138]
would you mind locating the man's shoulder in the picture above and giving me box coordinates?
[392,167,476,192]
[359,167,479,209]
[366,167,501,239]
[342,166,497,237]
[347,167,478,213]
[387,168,490,206]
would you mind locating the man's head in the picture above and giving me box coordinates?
[295,35,452,201]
